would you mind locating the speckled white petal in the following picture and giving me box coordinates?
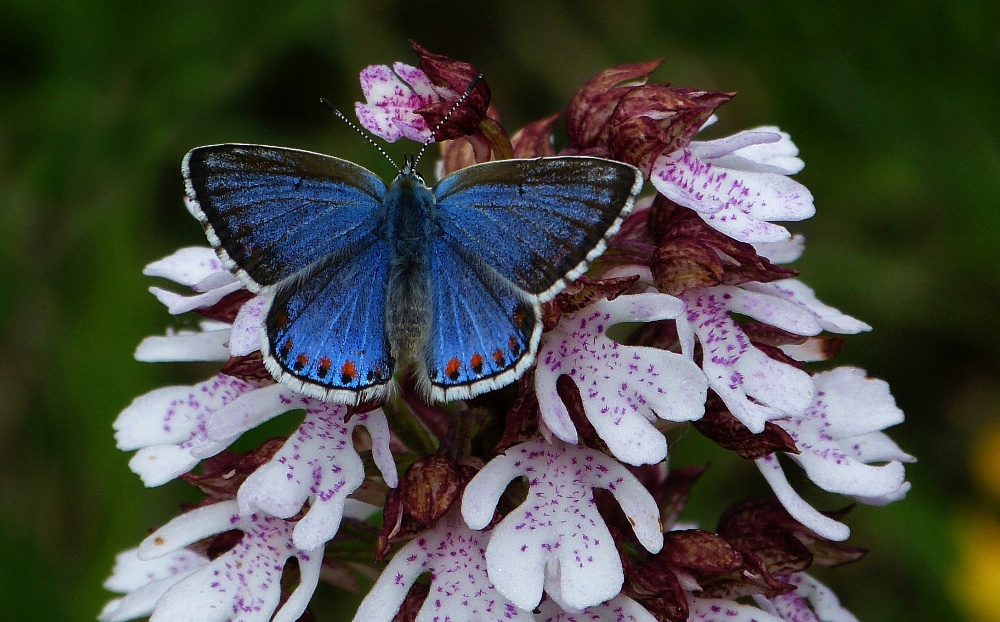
[720,286,822,336]
[139,501,239,560]
[204,383,301,442]
[689,596,785,622]
[114,375,255,485]
[651,149,814,243]
[149,280,243,315]
[811,368,903,437]
[100,548,208,622]
[229,295,267,355]
[755,455,850,541]
[353,512,535,622]
[693,126,805,175]
[535,294,707,465]
[462,438,660,611]
[534,595,657,622]
[134,328,231,362]
[355,63,438,143]
[143,247,230,287]
[743,281,871,334]
[237,404,397,550]
[143,507,322,622]
[682,288,813,433]
[755,573,859,622]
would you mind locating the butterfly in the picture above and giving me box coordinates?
[183,144,642,403]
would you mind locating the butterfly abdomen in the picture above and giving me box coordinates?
[384,172,436,366]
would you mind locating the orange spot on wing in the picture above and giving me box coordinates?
[470,353,484,374]
[493,349,505,364]
[445,357,462,381]
[275,310,289,328]
[509,336,521,356]
[293,353,310,371]
[513,308,528,327]
[341,360,358,384]
[280,339,294,357]
[318,357,332,378]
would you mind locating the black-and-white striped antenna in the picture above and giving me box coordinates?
[411,73,484,170]
[319,98,401,174]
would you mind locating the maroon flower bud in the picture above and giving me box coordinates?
[566,59,664,152]
[399,455,464,527]
[693,394,799,459]
[180,438,285,498]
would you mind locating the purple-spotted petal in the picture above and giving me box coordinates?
[99,548,209,622]
[353,511,535,622]
[743,280,871,334]
[754,573,859,622]
[143,246,233,288]
[229,296,267,356]
[691,126,804,175]
[651,149,814,243]
[355,63,440,142]
[137,501,322,622]
[677,287,815,433]
[462,438,662,611]
[114,374,253,486]
[688,596,785,622]
[238,402,397,550]
[535,294,708,465]
[534,595,658,622]
[758,367,913,528]
[754,234,805,265]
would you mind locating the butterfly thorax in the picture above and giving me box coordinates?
[383,171,437,366]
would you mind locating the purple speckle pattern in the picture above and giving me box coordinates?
[688,596,784,622]
[535,296,707,466]
[354,62,440,143]
[239,399,397,551]
[678,287,814,434]
[754,367,911,540]
[114,373,256,486]
[761,573,860,622]
[650,147,814,244]
[142,246,231,288]
[229,296,267,356]
[149,509,321,622]
[461,438,661,611]
[352,512,535,622]
[535,594,658,622]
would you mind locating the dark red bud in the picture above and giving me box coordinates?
[399,455,463,526]
[566,59,664,149]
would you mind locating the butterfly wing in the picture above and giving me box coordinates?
[183,144,387,290]
[432,156,643,302]
[264,233,395,402]
[421,239,540,402]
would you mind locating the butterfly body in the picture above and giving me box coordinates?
[183,144,642,403]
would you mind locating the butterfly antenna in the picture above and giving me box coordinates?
[320,98,401,173]
[411,73,484,170]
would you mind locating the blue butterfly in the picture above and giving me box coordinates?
[183,145,642,403]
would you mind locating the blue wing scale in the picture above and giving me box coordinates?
[264,234,395,402]
[183,144,387,289]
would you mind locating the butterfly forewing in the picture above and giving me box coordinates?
[422,239,540,401]
[432,157,642,302]
[184,145,387,289]
[265,234,395,401]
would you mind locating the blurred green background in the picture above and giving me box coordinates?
[1,1,998,621]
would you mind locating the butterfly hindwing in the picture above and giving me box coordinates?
[183,144,387,289]
[433,156,642,301]
[264,233,395,402]
[422,239,540,401]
